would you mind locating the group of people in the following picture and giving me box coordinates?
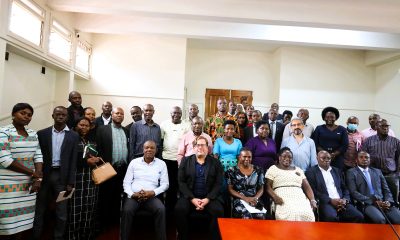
[1,91,400,240]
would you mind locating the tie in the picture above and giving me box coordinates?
[363,169,375,195]
[270,121,276,140]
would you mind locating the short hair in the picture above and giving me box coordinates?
[73,116,91,129]
[240,147,252,155]
[282,110,293,116]
[12,103,34,115]
[252,110,262,116]
[131,105,142,111]
[83,107,95,114]
[192,135,209,147]
[223,120,236,127]
[321,106,340,120]
[255,120,270,131]
[357,151,370,158]
[278,147,293,156]
[53,106,67,113]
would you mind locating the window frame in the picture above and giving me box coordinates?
[75,40,92,74]
[48,17,73,63]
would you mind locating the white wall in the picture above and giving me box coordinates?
[278,47,376,129]
[185,48,275,117]
[375,58,400,134]
[75,33,188,125]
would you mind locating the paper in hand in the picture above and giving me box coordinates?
[56,188,75,202]
[83,144,98,159]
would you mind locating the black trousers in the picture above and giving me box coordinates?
[319,203,364,223]
[175,197,224,240]
[163,159,178,212]
[32,169,68,240]
[120,197,166,240]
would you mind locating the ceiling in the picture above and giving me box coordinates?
[46,0,400,51]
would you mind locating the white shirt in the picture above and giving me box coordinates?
[102,115,111,125]
[123,157,169,198]
[318,166,340,199]
[161,120,190,160]
[269,120,277,140]
[282,123,315,140]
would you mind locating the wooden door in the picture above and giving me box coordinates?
[204,89,230,118]
[231,90,253,108]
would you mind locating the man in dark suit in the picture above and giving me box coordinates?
[175,136,224,240]
[96,107,129,228]
[33,106,79,240]
[346,151,400,224]
[266,108,284,151]
[94,101,113,126]
[66,91,84,128]
[243,110,262,144]
[306,151,363,222]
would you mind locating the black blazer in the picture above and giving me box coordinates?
[243,125,255,145]
[96,124,129,163]
[346,167,394,205]
[37,126,79,185]
[66,105,84,129]
[178,154,224,202]
[305,165,350,205]
[269,121,285,151]
[95,114,111,126]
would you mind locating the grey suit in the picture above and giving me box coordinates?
[346,167,400,224]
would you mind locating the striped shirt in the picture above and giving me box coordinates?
[111,123,128,165]
[129,119,161,159]
[362,135,400,174]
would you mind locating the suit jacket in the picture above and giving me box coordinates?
[37,126,79,185]
[243,125,255,145]
[66,105,84,129]
[178,154,223,202]
[346,167,394,205]
[96,124,129,163]
[305,165,350,205]
[95,114,112,127]
[269,121,285,151]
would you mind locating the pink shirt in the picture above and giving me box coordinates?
[177,131,213,165]
[344,131,365,168]
[361,128,396,139]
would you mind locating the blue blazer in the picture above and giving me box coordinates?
[305,165,350,204]
[346,166,393,205]
[37,126,79,185]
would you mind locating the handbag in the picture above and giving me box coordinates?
[91,158,117,185]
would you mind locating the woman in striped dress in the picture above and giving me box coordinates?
[0,103,43,238]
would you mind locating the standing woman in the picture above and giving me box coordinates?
[236,112,248,144]
[245,120,277,173]
[83,107,97,140]
[312,107,348,170]
[0,103,43,238]
[68,117,100,240]
[213,120,243,172]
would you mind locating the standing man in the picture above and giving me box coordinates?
[266,108,285,151]
[66,91,84,128]
[177,116,213,165]
[182,104,199,129]
[243,110,262,144]
[204,98,239,143]
[361,113,396,138]
[344,116,365,169]
[228,100,237,115]
[95,101,113,126]
[282,108,314,139]
[160,106,190,212]
[121,141,169,240]
[125,106,143,134]
[362,119,400,205]
[262,103,283,122]
[346,151,400,224]
[33,106,79,240]
[281,117,317,172]
[96,107,129,228]
[306,151,363,222]
[130,104,162,159]
[175,136,224,240]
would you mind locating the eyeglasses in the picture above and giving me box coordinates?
[195,144,207,148]
[291,123,303,127]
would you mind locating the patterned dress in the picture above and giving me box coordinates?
[68,139,99,240]
[266,165,315,222]
[213,138,242,172]
[0,124,43,235]
[226,165,265,219]
[204,113,240,143]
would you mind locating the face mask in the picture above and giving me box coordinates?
[347,123,358,131]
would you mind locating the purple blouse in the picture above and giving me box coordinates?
[245,137,277,173]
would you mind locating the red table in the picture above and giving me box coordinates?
[218,218,400,240]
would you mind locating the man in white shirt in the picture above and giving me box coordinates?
[95,101,113,126]
[282,108,314,139]
[120,140,169,240]
[305,151,363,222]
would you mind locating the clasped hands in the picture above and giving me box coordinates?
[375,200,391,211]
[242,196,259,207]
[132,190,155,202]
[191,198,210,211]
[331,198,347,212]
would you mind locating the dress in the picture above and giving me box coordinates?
[265,165,315,222]
[226,165,265,219]
[0,124,43,235]
[68,139,99,240]
[245,137,277,173]
[213,138,242,171]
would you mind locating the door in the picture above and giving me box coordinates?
[204,89,253,118]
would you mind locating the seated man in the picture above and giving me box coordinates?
[120,140,169,240]
[346,151,400,224]
[175,136,224,240]
[306,151,363,222]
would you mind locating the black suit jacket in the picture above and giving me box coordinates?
[66,105,84,129]
[37,126,79,185]
[346,167,394,205]
[305,165,350,205]
[269,121,284,151]
[243,125,255,145]
[95,114,112,127]
[96,124,129,163]
[178,154,224,202]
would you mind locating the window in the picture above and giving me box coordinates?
[49,19,72,62]
[9,0,44,46]
[75,41,91,73]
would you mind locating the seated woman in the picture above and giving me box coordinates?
[213,120,242,172]
[266,147,317,221]
[226,148,265,219]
